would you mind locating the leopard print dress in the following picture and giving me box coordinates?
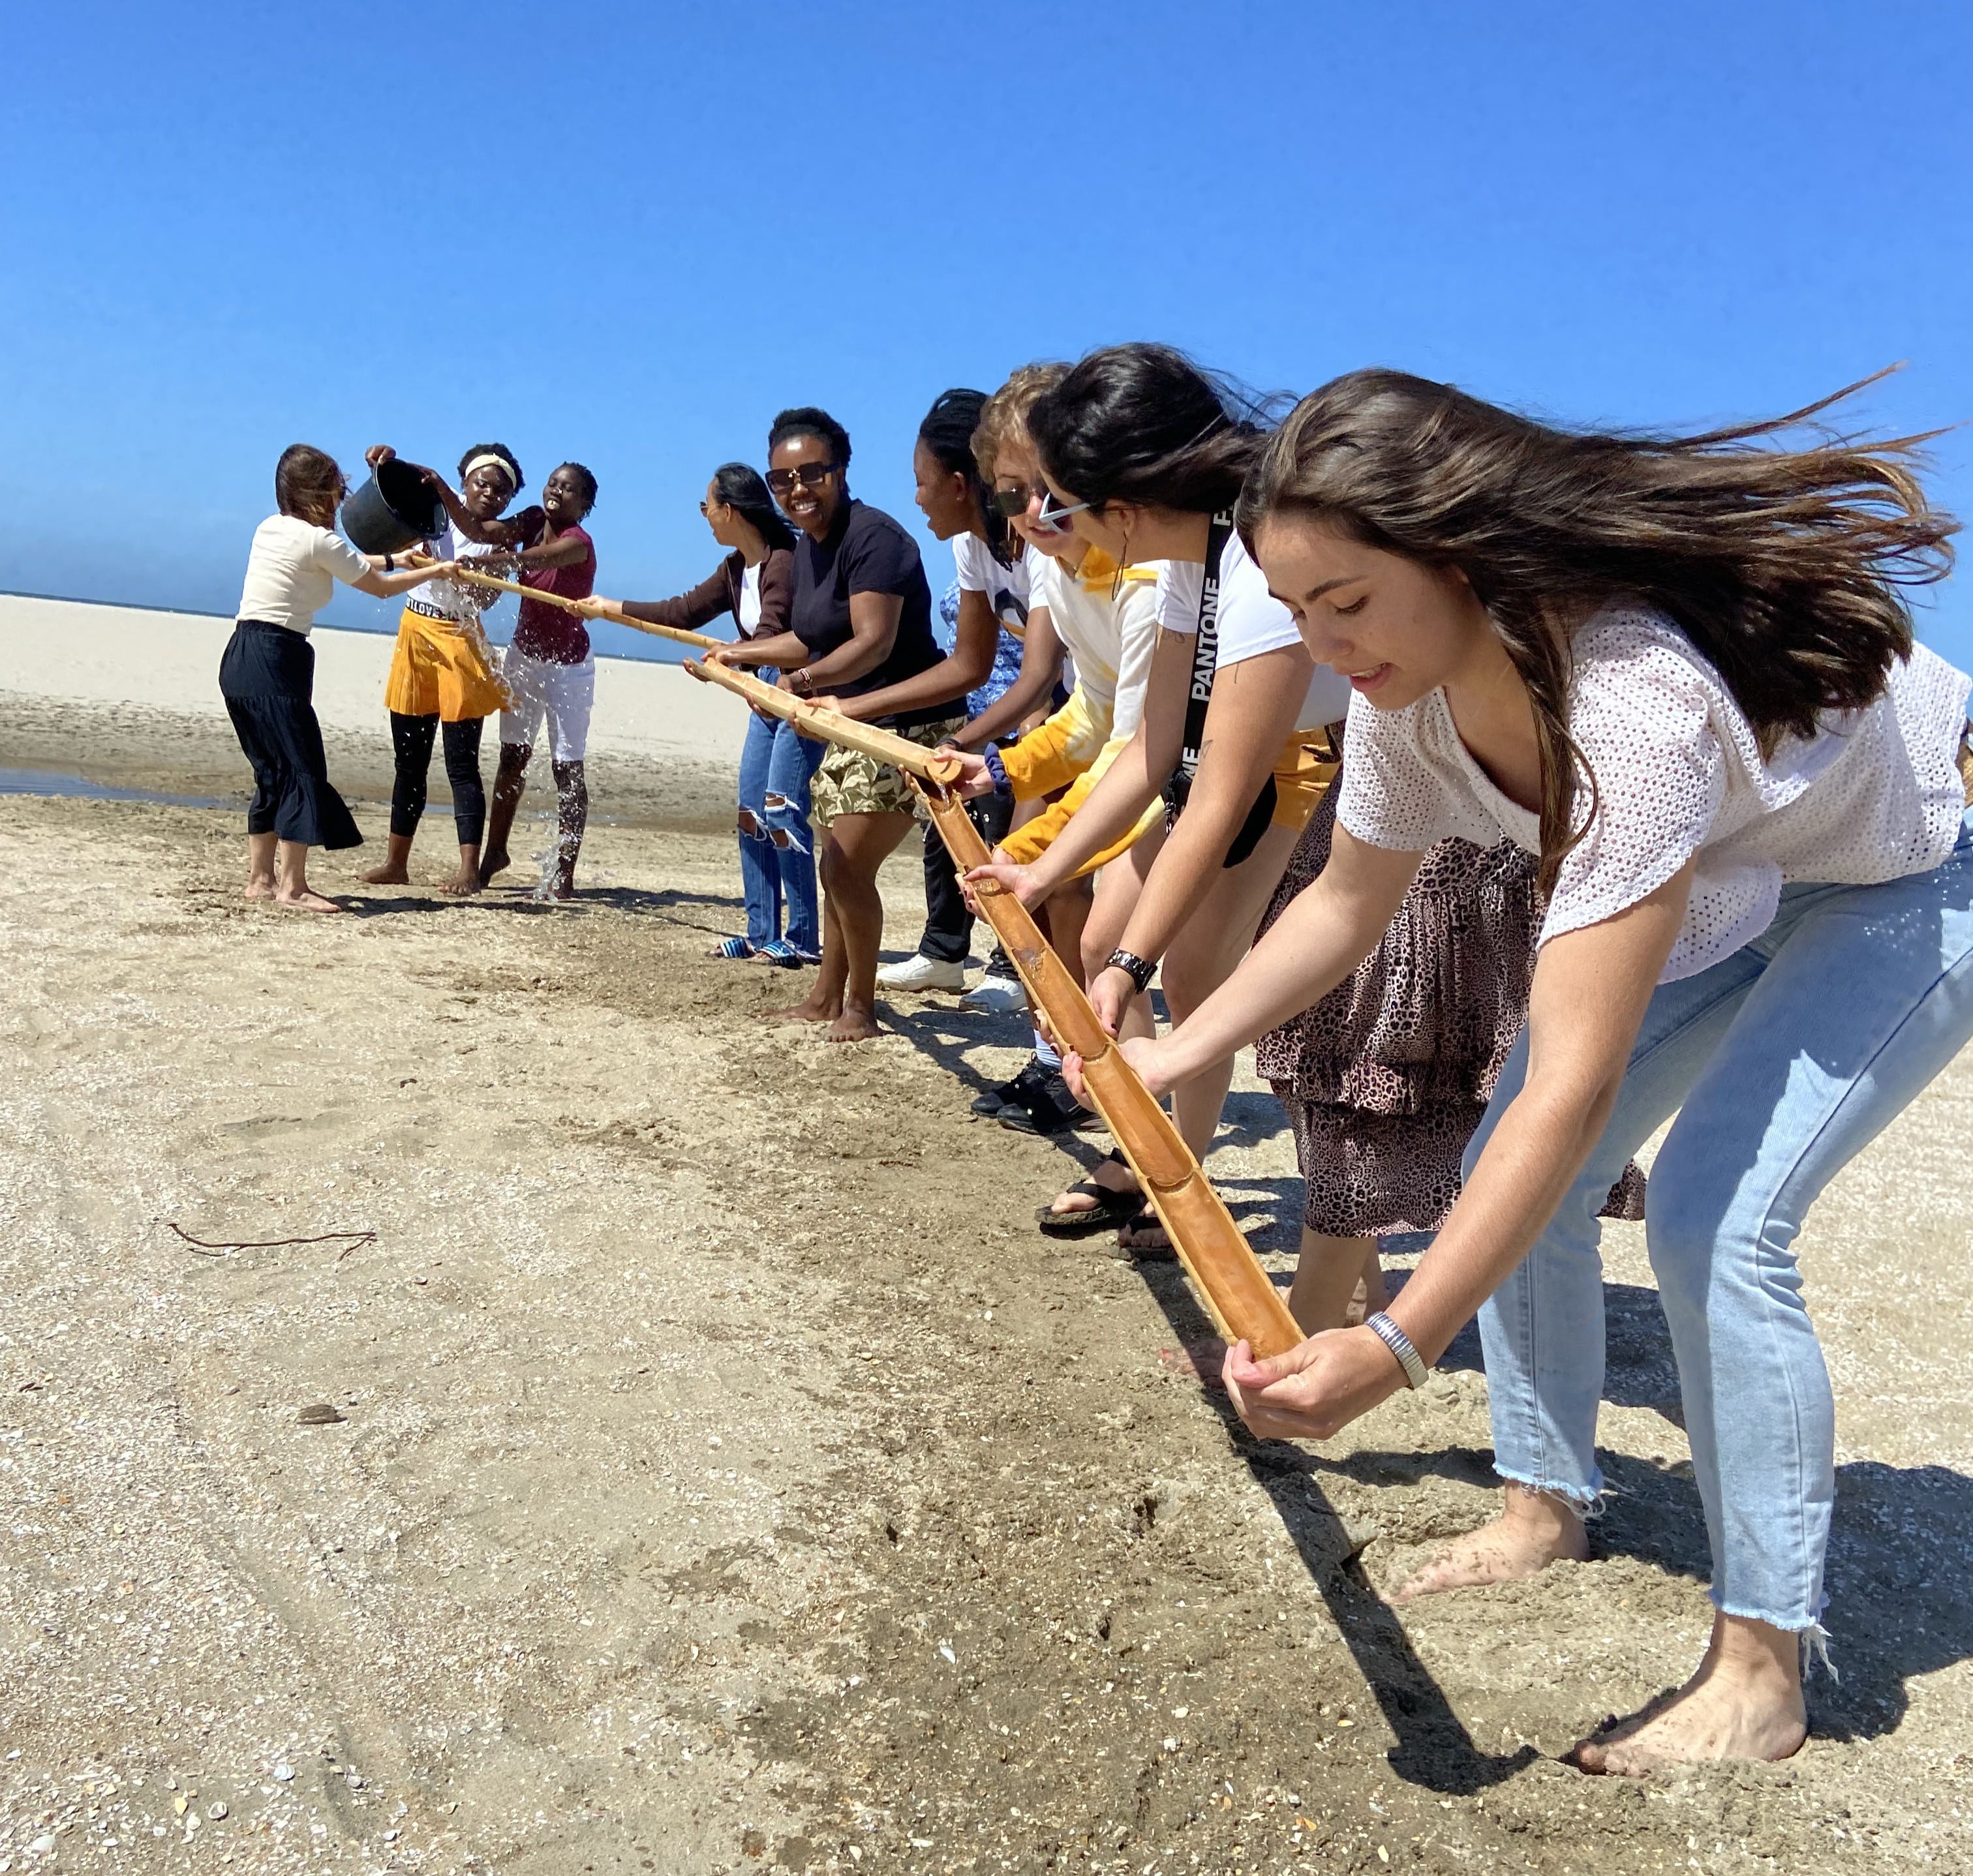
[1256,777,1646,1237]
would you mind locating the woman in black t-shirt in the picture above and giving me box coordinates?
[716,406,967,1042]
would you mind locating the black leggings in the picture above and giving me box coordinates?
[388,712,487,846]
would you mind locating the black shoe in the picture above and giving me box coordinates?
[971,1057,1047,1118]
[998,1068,1099,1137]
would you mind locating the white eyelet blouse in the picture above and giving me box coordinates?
[1336,603,1972,982]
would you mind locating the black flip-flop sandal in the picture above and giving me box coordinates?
[1117,1208,1179,1262]
[1036,1150,1143,1239]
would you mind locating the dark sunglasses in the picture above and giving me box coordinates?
[765,462,837,496]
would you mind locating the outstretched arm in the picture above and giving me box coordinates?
[964,627,1193,906]
[951,605,1065,749]
[1223,860,1694,1442]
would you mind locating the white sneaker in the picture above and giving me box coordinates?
[962,971,1027,1014]
[876,954,967,992]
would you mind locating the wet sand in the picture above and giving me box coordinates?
[3,607,1972,1873]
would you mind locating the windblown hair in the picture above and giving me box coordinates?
[920,386,1011,565]
[711,461,795,552]
[769,405,852,468]
[552,461,599,516]
[971,361,1069,484]
[275,444,344,522]
[1236,367,1958,892]
[1027,343,1283,515]
[457,441,524,492]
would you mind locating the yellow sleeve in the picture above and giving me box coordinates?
[997,731,1163,874]
[998,684,1112,800]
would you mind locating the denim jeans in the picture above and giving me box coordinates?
[1471,807,1973,1632]
[735,712,826,954]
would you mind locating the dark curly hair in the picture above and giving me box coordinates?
[769,406,851,468]
[456,442,524,492]
[551,461,598,517]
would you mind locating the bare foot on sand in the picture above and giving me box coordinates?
[361,862,411,886]
[273,888,346,914]
[766,995,838,1025]
[1390,1485,1588,1603]
[827,1005,882,1043]
[245,877,276,902]
[438,871,482,897]
[1568,1615,1807,1776]
[478,847,512,888]
[1157,1339,1228,1391]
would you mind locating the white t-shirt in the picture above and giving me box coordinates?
[738,560,764,633]
[1029,552,1163,742]
[953,532,1033,637]
[406,521,504,627]
[234,515,372,636]
[1338,601,1972,982]
[1155,530,1354,730]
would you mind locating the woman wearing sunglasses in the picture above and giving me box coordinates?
[964,346,1349,1257]
[715,406,958,1042]
[1126,369,1971,1773]
[938,363,1167,1143]
[222,444,451,910]
[586,464,812,962]
[879,387,1051,1004]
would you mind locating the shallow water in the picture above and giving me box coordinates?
[0,766,230,809]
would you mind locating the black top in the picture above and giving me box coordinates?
[789,499,947,727]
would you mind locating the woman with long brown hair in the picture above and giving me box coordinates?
[1107,369,1972,1773]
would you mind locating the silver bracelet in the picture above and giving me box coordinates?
[1364,1312,1428,1389]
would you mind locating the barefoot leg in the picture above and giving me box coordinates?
[245,830,277,901]
[361,831,415,886]
[440,843,483,896]
[766,834,848,1023]
[271,839,344,914]
[1569,1612,1807,1775]
[480,743,528,885]
[549,759,587,898]
[1390,1483,1589,1602]
[1287,1228,1382,1334]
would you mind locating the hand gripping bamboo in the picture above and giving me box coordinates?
[412,559,727,654]
[916,783,1304,1359]
[683,658,964,785]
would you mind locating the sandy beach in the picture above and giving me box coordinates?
[4,596,1973,1873]
[0,595,754,832]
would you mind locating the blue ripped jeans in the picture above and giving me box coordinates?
[736,711,826,954]
[1471,808,1973,1633]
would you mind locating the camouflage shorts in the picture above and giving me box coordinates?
[809,717,968,830]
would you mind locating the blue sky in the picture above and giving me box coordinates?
[3,1,1969,669]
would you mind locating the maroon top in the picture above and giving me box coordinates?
[514,522,597,665]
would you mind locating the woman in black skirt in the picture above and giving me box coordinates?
[222,444,450,911]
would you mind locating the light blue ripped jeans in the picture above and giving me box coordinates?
[1470,807,1973,1633]
[735,711,827,955]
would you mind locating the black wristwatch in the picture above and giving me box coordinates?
[1107,948,1157,994]
[384,553,396,573]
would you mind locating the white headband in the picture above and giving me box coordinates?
[461,453,517,490]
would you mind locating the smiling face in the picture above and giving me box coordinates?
[461,462,517,522]
[994,434,1082,565]
[542,465,591,526]
[1039,470,1131,564]
[769,432,843,539]
[911,439,976,541]
[1252,515,1496,708]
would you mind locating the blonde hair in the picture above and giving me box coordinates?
[971,362,1070,482]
